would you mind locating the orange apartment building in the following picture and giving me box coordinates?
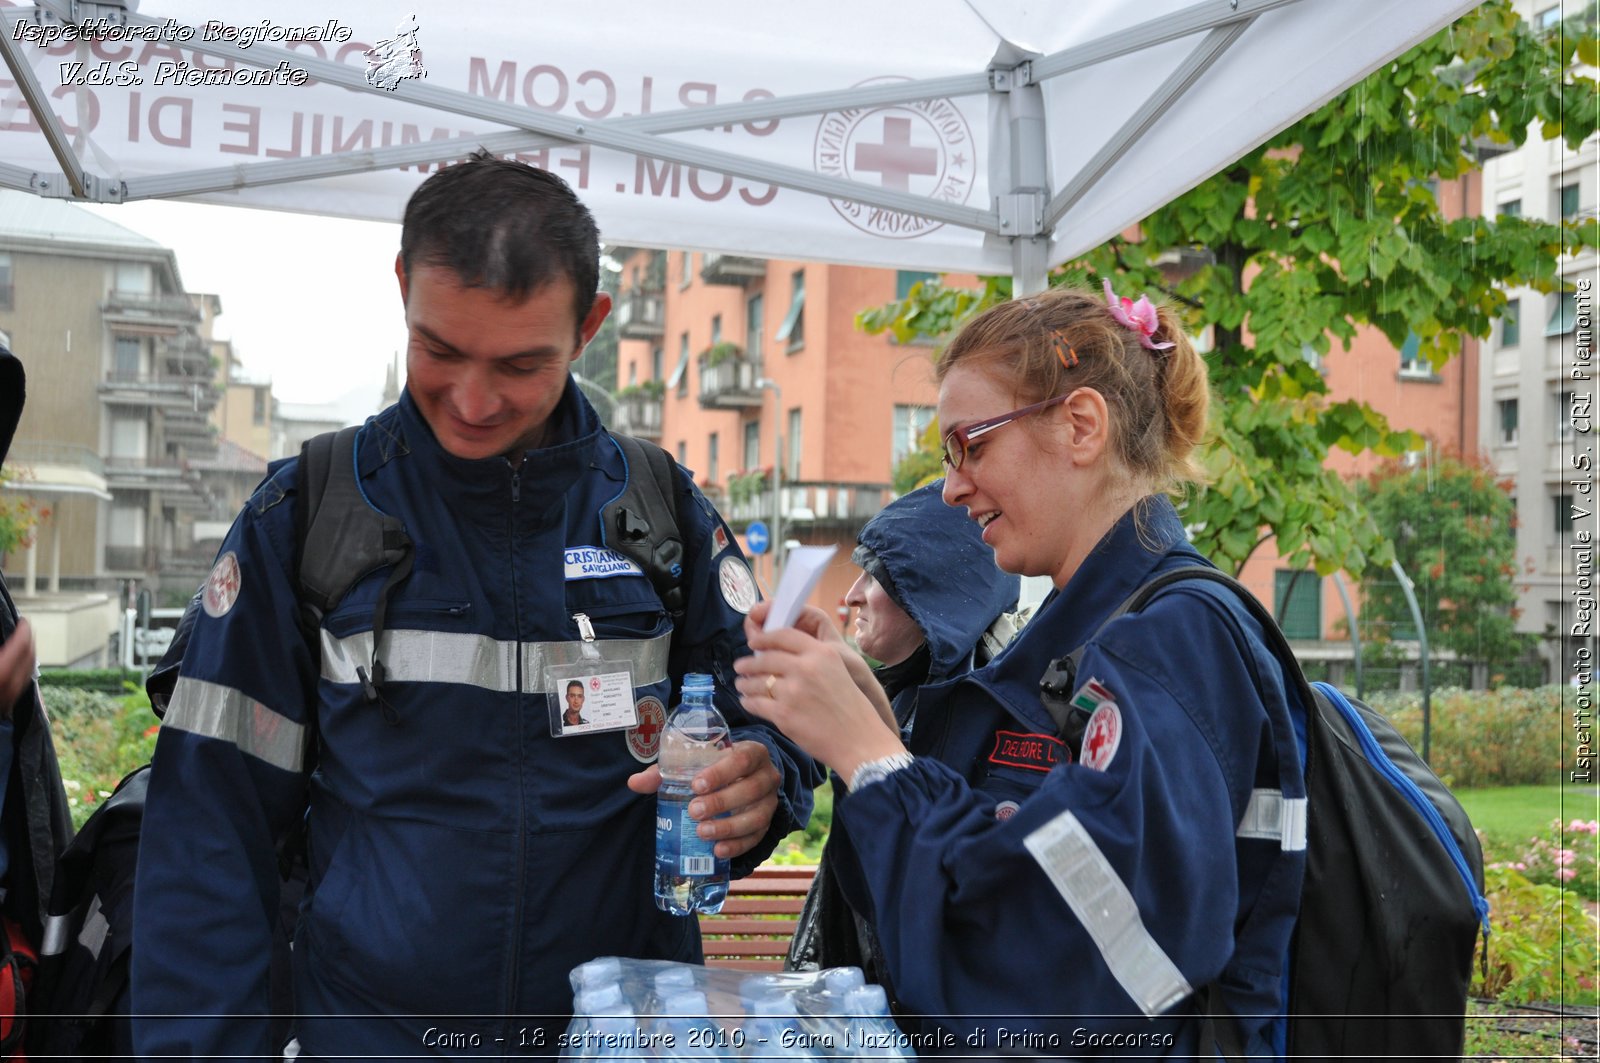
[608,247,964,622]
[612,173,1482,671]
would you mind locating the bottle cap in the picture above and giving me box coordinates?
[824,966,865,994]
[843,984,890,1015]
[575,982,623,1014]
[575,956,623,991]
[662,989,709,1016]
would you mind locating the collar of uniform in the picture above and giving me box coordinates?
[394,379,604,501]
[953,495,1203,734]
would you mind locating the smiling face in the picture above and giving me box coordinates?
[565,683,585,719]
[398,260,610,461]
[938,363,1084,587]
[845,570,923,667]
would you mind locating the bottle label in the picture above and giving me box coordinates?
[656,794,718,876]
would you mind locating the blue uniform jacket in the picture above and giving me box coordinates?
[829,498,1307,1058]
[131,383,820,1058]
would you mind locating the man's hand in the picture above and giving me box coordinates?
[0,618,35,717]
[627,739,781,860]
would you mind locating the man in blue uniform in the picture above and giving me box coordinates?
[131,154,820,1058]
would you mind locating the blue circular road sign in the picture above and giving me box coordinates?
[746,521,770,555]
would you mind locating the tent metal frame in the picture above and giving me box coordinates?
[0,0,1302,290]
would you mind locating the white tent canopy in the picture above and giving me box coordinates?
[1,0,1478,292]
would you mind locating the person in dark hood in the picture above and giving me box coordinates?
[846,479,1021,730]
[0,343,76,1037]
[786,479,1020,985]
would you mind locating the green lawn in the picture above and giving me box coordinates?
[1457,784,1600,854]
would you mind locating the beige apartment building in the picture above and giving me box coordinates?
[0,190,259,664]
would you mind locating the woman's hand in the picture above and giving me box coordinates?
[734,601,905,783]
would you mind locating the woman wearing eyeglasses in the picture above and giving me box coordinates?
[735,284,1307,1057]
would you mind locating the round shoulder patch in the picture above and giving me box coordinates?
[202,551,242,618]
[1080,701,1123,772]
[627,695,667,764]
[717,554,758,615]
[995,800,1021,822]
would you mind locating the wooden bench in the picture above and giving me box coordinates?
[698,864,816,971]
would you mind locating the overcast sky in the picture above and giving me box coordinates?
[81,198,410,425]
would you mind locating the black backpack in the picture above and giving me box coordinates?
[27,426,689,1060]
[1039,565,1488,1059]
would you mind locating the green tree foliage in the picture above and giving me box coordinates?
[860,2,1597,577]
[1357,451,1537,678]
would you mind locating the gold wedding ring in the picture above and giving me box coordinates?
[765,674,778,697]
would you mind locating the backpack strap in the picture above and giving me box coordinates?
[1038,566,1317,738]
[600,434,687,619]
[295,426,414,710]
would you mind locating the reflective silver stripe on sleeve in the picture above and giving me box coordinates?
[1023,810,1193,1017]
[1235,788,1308,851]
[320,628,673,691]
[163,676,306,773]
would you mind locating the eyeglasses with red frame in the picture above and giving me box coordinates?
[940,394,1072,470]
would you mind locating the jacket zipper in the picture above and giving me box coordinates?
[504,459,527,1046]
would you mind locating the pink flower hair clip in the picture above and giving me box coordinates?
[1103,279,1174,352]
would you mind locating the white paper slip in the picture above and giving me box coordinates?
[762,544,839,631]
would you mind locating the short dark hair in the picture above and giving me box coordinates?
[566,680,584,695]
[400,149,600,330]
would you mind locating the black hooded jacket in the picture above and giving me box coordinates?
[0,346,75,943]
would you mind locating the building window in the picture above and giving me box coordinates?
[1546,291,1577,336]
[114,336,141,379]
[1501,299,1520,347]
[252,389,267,426]
[786,408,802,479]
[1555,493,1573,539]
[776,270,805,352]
[0,252,11,311]
[110,503,145,547]
[114,261,151,294]
[1559,182,1581,220]
[670,332,690,397]
[1398,332,1431,377]
[707,432,719,485]
[895,271,938,300]
[710,315,722,348]
[679,251,692,289]
[1536,5,1562,30]
[627,362,637,386]
[676,440,687,467]
[893,404,935,467]
[1274,570,1321,640]
[1498,199,1522,218]
[1497,398,1519,446]
[109,415,146,461]
[1559,390,1576,440]
[651,345,663,382]
[746,295,764,371]
[743,421,761,470]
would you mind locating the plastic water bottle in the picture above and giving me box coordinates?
[841,985,910,1059]
[742,993,814,1060]
[657,989,726,1060]
[654,673,731,914]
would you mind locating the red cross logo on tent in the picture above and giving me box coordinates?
[854,117,938,192]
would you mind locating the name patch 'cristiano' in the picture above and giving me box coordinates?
[988,731,1067,773]
[563,547,644,581]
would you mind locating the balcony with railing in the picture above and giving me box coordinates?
[720,481,891,532]
[697,345,763,409]
[612,386,664,441]
[102,290,202,327]
[701,254,765,287]
[100,370,218,415]
[617,288,665,340]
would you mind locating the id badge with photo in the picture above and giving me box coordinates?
[546,657,638,737]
